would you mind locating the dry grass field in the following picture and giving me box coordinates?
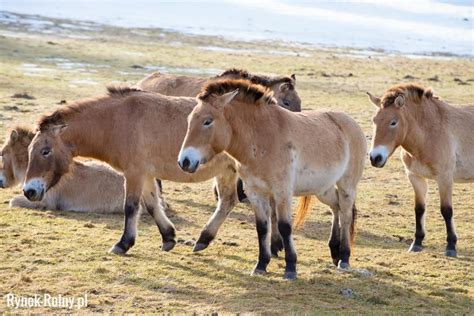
[0,13,473,314]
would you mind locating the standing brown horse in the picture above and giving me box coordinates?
[136,68,301,112]
[138,69,303,255]
[178,79,366,279]
[22,87,241,255]
[368,83,474,257]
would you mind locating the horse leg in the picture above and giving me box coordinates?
[142,177,176,252]
[247,191,272,275]
[275,194,297,280]
[270,198,283,257]
[213,178,247,203]
[194,171,238,252]
[437,177,457,257]
[316,187,341,266]
[335,185,356,269]
[109,174,144,255]
[407,173,428,253]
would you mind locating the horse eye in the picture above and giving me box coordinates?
[283,100,290,107]
[390,120,398,127]
[203,119,213,127]
[41,148,51,157]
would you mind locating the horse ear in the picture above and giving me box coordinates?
[10,130,19,142]
[394,95,405,108]
[51,124,68,136]
[291,74,296,83]
[366,92,381,108]
[218,89,239,107]
[280,82,294,92]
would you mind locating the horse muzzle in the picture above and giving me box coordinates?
[23,178,46,201]
[23,188,44,201]
[178,147,204,173]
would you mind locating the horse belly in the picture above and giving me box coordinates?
[293,162,347,196]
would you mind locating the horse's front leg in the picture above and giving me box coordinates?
[109,174,144,255]
[438,176,457,257]
[274,194,297,280]
[246,191,272,275]
[142,177,176,251]
[407,173,428,253]
[194,171,238,252]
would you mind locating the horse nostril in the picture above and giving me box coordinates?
[370,154,383,166]
[24,189,36,200]
[182,157,190,169]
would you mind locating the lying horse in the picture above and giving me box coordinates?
[368,83,474,257]
[136,68,301,112]
[22,87,240,255]
[0,127,125,213]
[178,79,366,279]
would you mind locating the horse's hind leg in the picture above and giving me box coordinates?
[437,176,457,257]
[316,187,341,266]
[109,174,144,255]
[335,184,356,269]
[142,177,176,252]
[270,199,283,257]
[275,194,297,280]
[194,171,238,252]
[407,173,428,253]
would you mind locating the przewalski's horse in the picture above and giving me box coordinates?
[368,83,474,257]
[178,80,366,279]
[0,127,125,213]
[22,87,241,255]
[136,68,302,112]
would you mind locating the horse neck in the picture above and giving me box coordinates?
[61,109,110,161]
[401,99,443,157]
[224,101,282,165]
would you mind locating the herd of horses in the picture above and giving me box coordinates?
[1,68,473,279]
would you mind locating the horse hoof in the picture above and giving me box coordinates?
[193,242,209,252]
[445,249,457,257]
[162,241,176,252]
[408,243,423,252]
[284,271,297,280]
[251,268,267,276]
[337,261,350,270]
[108,244,127,256]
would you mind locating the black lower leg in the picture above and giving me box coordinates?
[145,203,176,244]
[255,219,270,272]
[441,205,457,252]
[236,178,247,202]
[413,203,426,247]
[328,237,341,266]
[116,200,140,252]
[196,229,214,245]
[278,221,297,275]
[339,243,351,266]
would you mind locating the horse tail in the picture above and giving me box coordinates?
[350,203,357,247]
[293,196,315,230]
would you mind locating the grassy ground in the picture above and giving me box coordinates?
[0,12,473,314]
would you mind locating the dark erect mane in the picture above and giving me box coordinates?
[215,68,293,87]
[106,85,143,97]
[37,85,143,131]
[199,79,276,105]
[381,83,433,108]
